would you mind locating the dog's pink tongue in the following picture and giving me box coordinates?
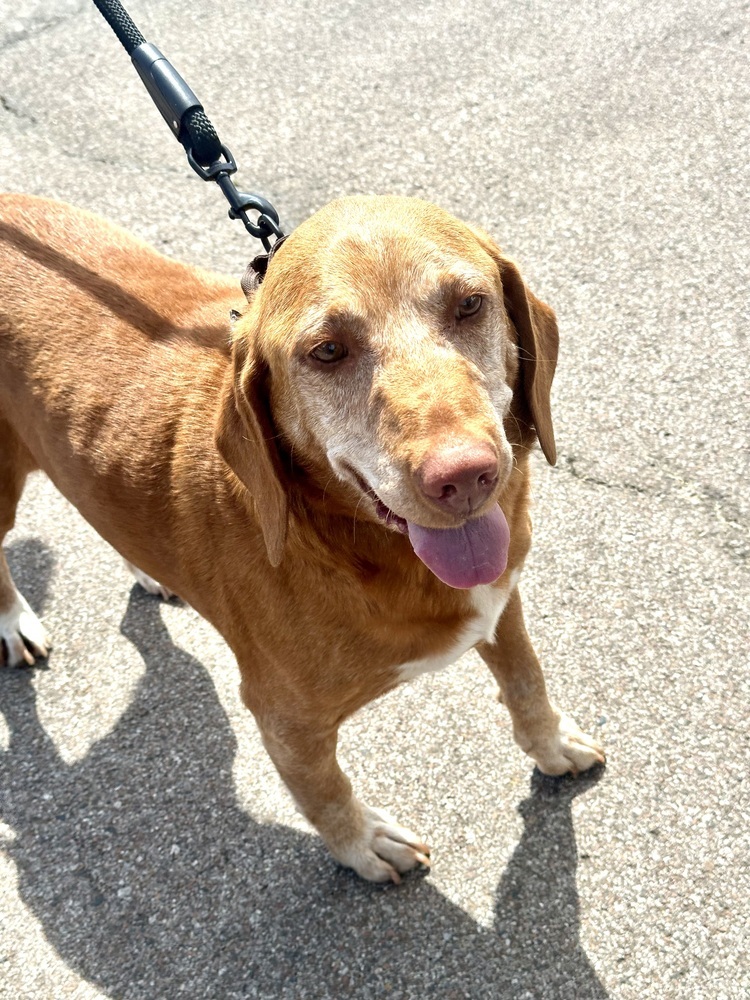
[406,505,510,589]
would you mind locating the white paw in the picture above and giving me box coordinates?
[331,805,431,884]
[124,560,174,601]
[0,591,51,667]
[525,713,606,776]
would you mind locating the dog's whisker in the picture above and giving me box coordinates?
[351,490,370,545]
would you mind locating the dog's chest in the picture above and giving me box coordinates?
[396,569,520,682]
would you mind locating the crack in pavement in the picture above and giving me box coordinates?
[560,453,749,564]
[562,454,653,497]
[0,3,88,55]
[0,121,189,179]
[0,94,38,125]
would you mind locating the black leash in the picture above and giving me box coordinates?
[90,0,285,252]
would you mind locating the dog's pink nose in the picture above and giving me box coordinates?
[417,443,499,513]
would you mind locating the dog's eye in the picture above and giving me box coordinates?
[456,295,483,319]
[310,341,348,364]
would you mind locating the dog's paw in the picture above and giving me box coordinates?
[525,713,605,777]
[331,805,431,884]
[0,591,51,667]
[124,560,175,601]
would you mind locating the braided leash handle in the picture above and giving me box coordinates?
[90,0,284,247]
[180,107,223,167]
[92,0,222,166]
[91,0,144,54]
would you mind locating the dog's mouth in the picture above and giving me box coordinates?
[347,469,509,589]
[344,467,407,533]
[367,488,410,535]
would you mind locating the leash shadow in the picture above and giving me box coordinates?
[0,542,609,998]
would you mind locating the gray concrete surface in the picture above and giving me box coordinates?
[0,1,748,997]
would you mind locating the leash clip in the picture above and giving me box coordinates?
[186,144,284,252]
[228,193,284,253]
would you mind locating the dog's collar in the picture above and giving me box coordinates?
[241,235,288,299]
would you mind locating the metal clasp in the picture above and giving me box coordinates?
[186,144,284,251]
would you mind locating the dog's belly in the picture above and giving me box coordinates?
[396,569,521,682]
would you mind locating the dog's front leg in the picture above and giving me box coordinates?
[477,587,605,775]
[247,700,430,883]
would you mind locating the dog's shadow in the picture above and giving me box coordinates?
[1,539,609,999]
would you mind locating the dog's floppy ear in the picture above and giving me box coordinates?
[499,258,559,465]
[215,337,288,566]
[471,229,559,464]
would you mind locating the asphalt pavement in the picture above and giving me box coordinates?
[0,1,748,997]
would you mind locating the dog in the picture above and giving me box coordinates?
[0,193,604,882]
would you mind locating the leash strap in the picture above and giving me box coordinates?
[90,0,285,250]
[241,235,289,297]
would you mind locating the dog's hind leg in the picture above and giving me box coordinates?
[123,560,175,601]
[0,421,50,667]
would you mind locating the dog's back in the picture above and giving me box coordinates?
[0,194,243,587]
[0,194,239,352]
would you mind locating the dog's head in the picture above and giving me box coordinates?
[216,196,558,585]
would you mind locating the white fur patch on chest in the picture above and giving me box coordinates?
[396,568,521,682]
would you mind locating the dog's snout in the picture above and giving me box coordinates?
[416,443,499,513]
